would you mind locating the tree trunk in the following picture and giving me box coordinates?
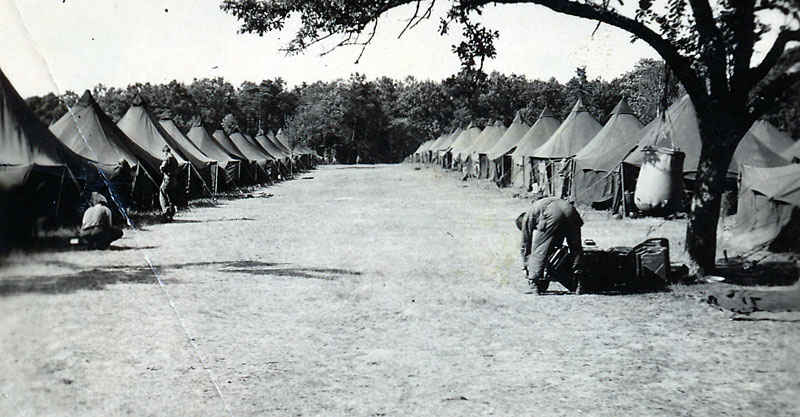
[686,109,746,275]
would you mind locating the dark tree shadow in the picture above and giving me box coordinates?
[108,245,159,251]
[0,266,177,296]
[0,260,360,296]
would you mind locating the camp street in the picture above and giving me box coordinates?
[1,164,798,416]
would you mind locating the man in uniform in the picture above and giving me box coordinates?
[159,146,178,220]
[80,192,123,249]
[516,197,584,294]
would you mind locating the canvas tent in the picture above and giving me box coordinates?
[425,129,457,165]
[571,98,643,207]
[425,131,451,164]
[435,127,463,167]
[1,68,110,246]
[254,130,291,178]
[732,123,790,169]
[531,99,602,197]
[412,140,432,162]
[255,130,289,163]
[625,96,790,180]
[464,121,507,179]
[418,139,436,163]
[747,120,794,156]
[50,90,160,208]
[423,135,443,163]
[275,129,294,154]
[448,123,482,169]
[487,112,530,186]
[229,131,275,182]
[117,96,195,201]
[186,123,242,188]
[159,119,219,193]
[730,163,800,252]
[623,95,712,179]
[782,140,800,162]
[510,107,560,189]
[212,129,259,184]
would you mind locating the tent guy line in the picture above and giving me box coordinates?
[141,253,235,417]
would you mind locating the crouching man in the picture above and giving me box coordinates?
[516,197,583,294]
[80,192,123,250]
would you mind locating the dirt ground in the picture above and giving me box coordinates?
[1,164,799,417]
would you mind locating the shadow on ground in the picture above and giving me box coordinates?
[0,260,361,296]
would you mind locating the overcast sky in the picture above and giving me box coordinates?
[0,1,789,98]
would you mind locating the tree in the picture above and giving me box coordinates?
[222,0,800,274]
[25,92,67,125]
[188,77,239,130]
[617,58,683,125]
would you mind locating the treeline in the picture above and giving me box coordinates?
[26,57,799,164]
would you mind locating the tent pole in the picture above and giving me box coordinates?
[131,163,140,200]
[55,169,66,222]
[620,163,627,218]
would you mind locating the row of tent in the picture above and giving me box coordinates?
[0,67,320,248]
[409,96,800,252]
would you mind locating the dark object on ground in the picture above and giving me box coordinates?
[546,237,673,294]
[706,285,800,314]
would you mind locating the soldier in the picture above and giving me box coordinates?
[80,193,123,250]
[516,197,584,294]
[160,146,178,221]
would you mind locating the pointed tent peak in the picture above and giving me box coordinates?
[512,111,522,124]
[257,128,265,136]
[130,94,147,107]
[570,98,587,114]
[466,121,474,129]
[189,115,203,128]
[77,90,96,107]
[158,109,174,121]
[539,106,555,119]
[610,98,635,116]
[493,120,505,128]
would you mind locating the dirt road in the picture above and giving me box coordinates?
[1,164,798,416]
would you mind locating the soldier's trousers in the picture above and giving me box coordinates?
[526,205,582,282]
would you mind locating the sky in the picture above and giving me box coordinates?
[0,0,789,98]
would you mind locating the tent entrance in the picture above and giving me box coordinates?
[479,154,489,179]
[495,155,513,187]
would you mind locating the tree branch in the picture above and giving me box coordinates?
[489,0,706,100]
[730,0,757,105]
[686,0,728,97]
[748,28,800,89]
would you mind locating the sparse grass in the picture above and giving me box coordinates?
[1,164,798,417]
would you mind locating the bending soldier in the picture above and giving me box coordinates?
[516,197,584,294]
[80,193,123,250]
